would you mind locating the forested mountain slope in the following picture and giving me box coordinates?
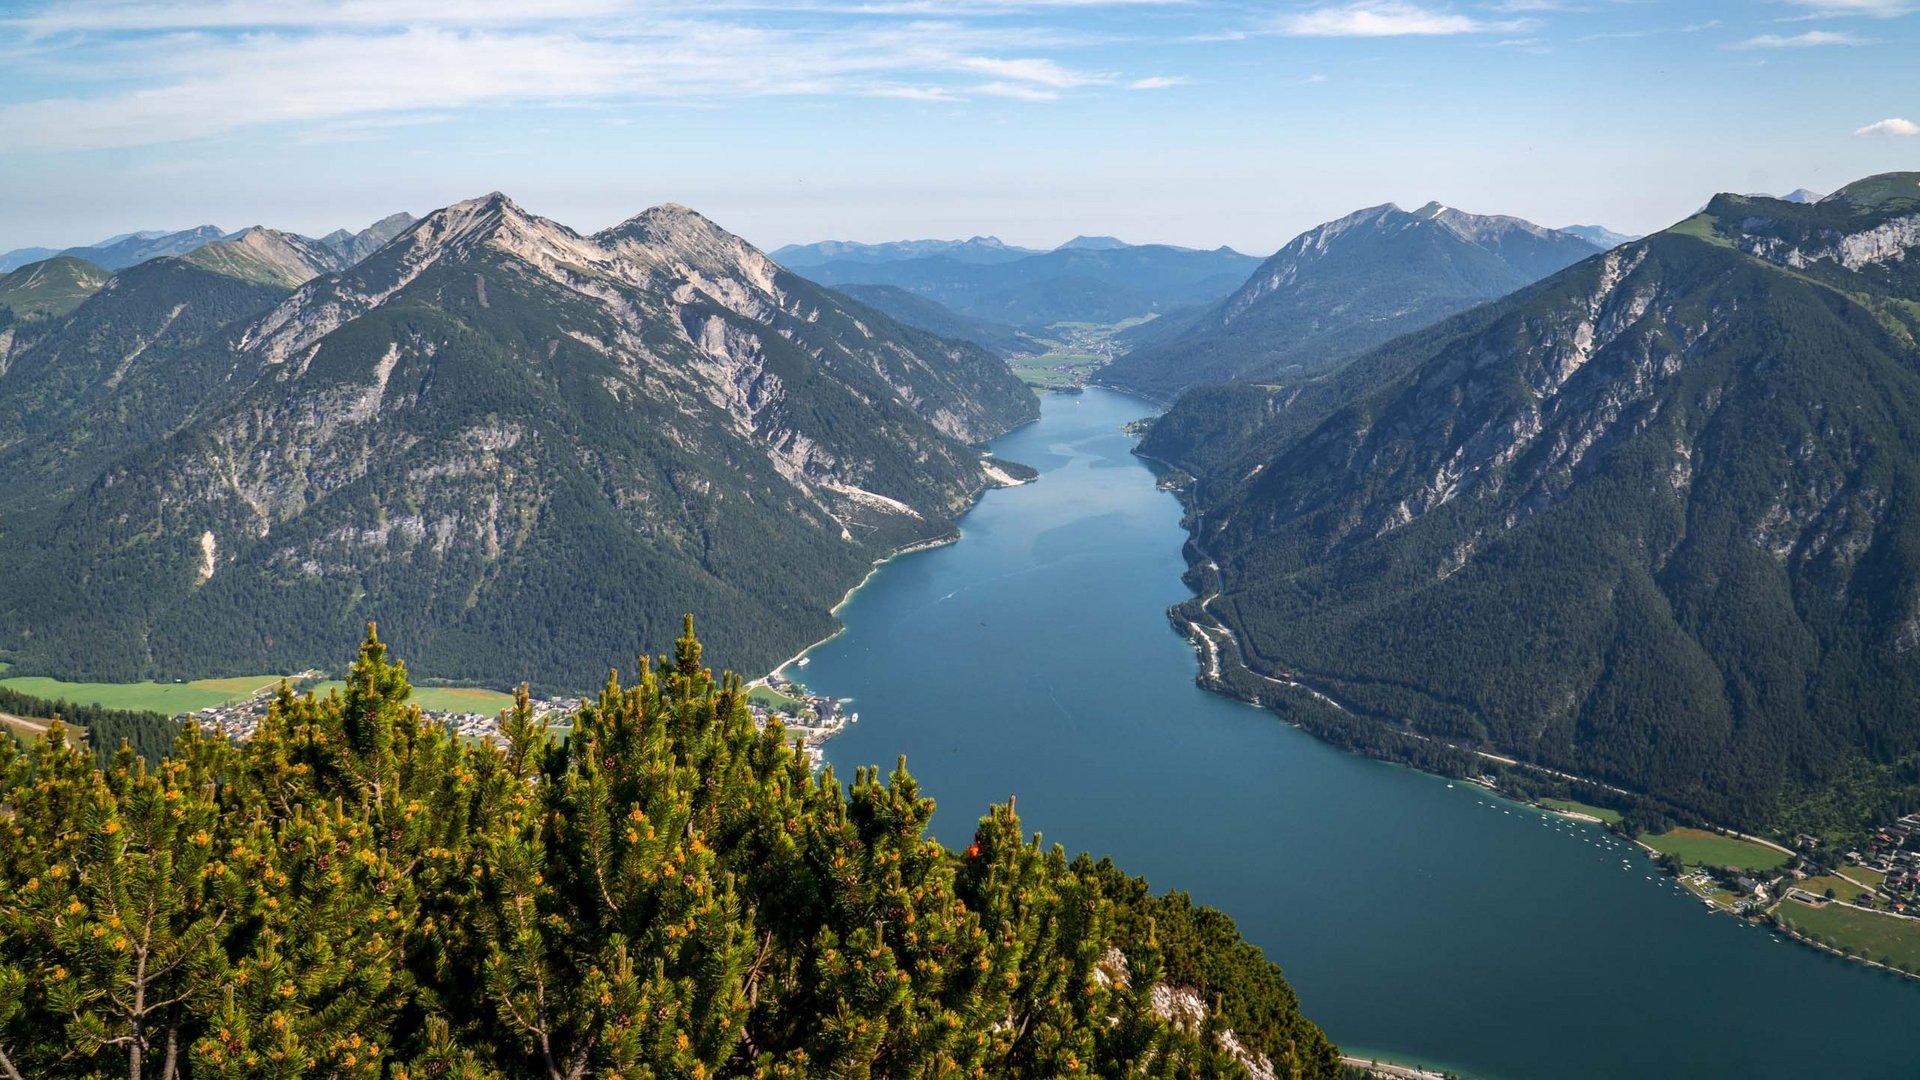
[828,283,1045,356]
[790,243,1260,329]
[1102,203,1600,401]
[1150,174,1920,835]
[0,194,1037,690]
[0,257,293,495]
[0,623,1341,1078]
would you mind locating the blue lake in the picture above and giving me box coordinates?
[807,387,1920,1080]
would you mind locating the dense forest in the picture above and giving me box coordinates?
[0,685,178,768]
[0,621,1340,1079]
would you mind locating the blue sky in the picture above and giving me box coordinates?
[0,0,1915,255]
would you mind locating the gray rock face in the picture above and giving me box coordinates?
[0,193,1037,687]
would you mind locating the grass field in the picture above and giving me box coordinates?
[748,684,807,712]
[306,681,516,715]
[1850,865,1888,890]
[1011,353,1105,389]
[0,675,286,715]
[1778,898,1920,971]
[1640,828,1789,873]
[1796,875,1874,902]
[1539,798,1623,825]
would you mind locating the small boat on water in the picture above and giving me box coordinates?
[796,657,811,668]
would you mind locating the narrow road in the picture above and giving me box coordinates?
[0,711,51,734]
[1185,519,1640,807]
[1341,1055,1455,1080]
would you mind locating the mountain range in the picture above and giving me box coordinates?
[771,236,1042,266]
[1140,172,1920,835]
[1559,224,1640,249]
[824,282,1046,356]
[0,214,417,275]
[782,239,1261,330]
[1100,202,1604,401]
[0,194,1036,690]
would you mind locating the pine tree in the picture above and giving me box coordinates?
[0,619,1343,1079]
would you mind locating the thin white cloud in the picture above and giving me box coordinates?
[1276,2,1528,36]
[1783,0,1913,14]
[1855,117,1920,136]
[0,12,1132,148]
[956,55,1098,87]
[1735,29,1868,46]
[1126,75,1184,89]
[870,84,966,102]
[972,80,1059,100]
[7,0,1189,33]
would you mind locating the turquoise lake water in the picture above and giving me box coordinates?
[807,387,1920,1080]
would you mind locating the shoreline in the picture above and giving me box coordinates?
[760,435,1041,686]
[759,532,962,685]
[1141,442,1920,991]
[1340,1053,1470,1080]
[760,436,1047,686]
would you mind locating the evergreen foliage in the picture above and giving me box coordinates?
[0,685,179,768]
[0,622,1340,1079]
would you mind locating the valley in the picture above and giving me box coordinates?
[9,5,1920,1076]
[798,388,1920,1080]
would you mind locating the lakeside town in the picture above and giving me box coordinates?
[1521,788,1920,979]
[744,666,855,767]
[177,666,856,766]
[181,675,582,745]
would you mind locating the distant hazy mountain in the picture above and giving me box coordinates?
[790,242,1260,329]
[1100,201,1602,400]
[829,283,1045,356]
[1559,224,1640,249]
[1056,235,1133,251]
[0,193,1037,688]
[1780,188,1824,204]
[773,236,1040,267]
[57,225,227,271]
[317,211,418,264]
[1141,171,1920,833]
[1,213,418,279]
[0,248,59,273]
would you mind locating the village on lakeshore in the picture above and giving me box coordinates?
[1525,789,1920,978]
[745,666,854,768]
[177,675,585,745]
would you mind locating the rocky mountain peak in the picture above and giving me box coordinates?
[598,202,783,306]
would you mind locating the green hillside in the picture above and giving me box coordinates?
[0,256,110,320]
[1150,173,1920,838]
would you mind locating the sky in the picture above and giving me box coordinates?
[0,0,1916,257]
